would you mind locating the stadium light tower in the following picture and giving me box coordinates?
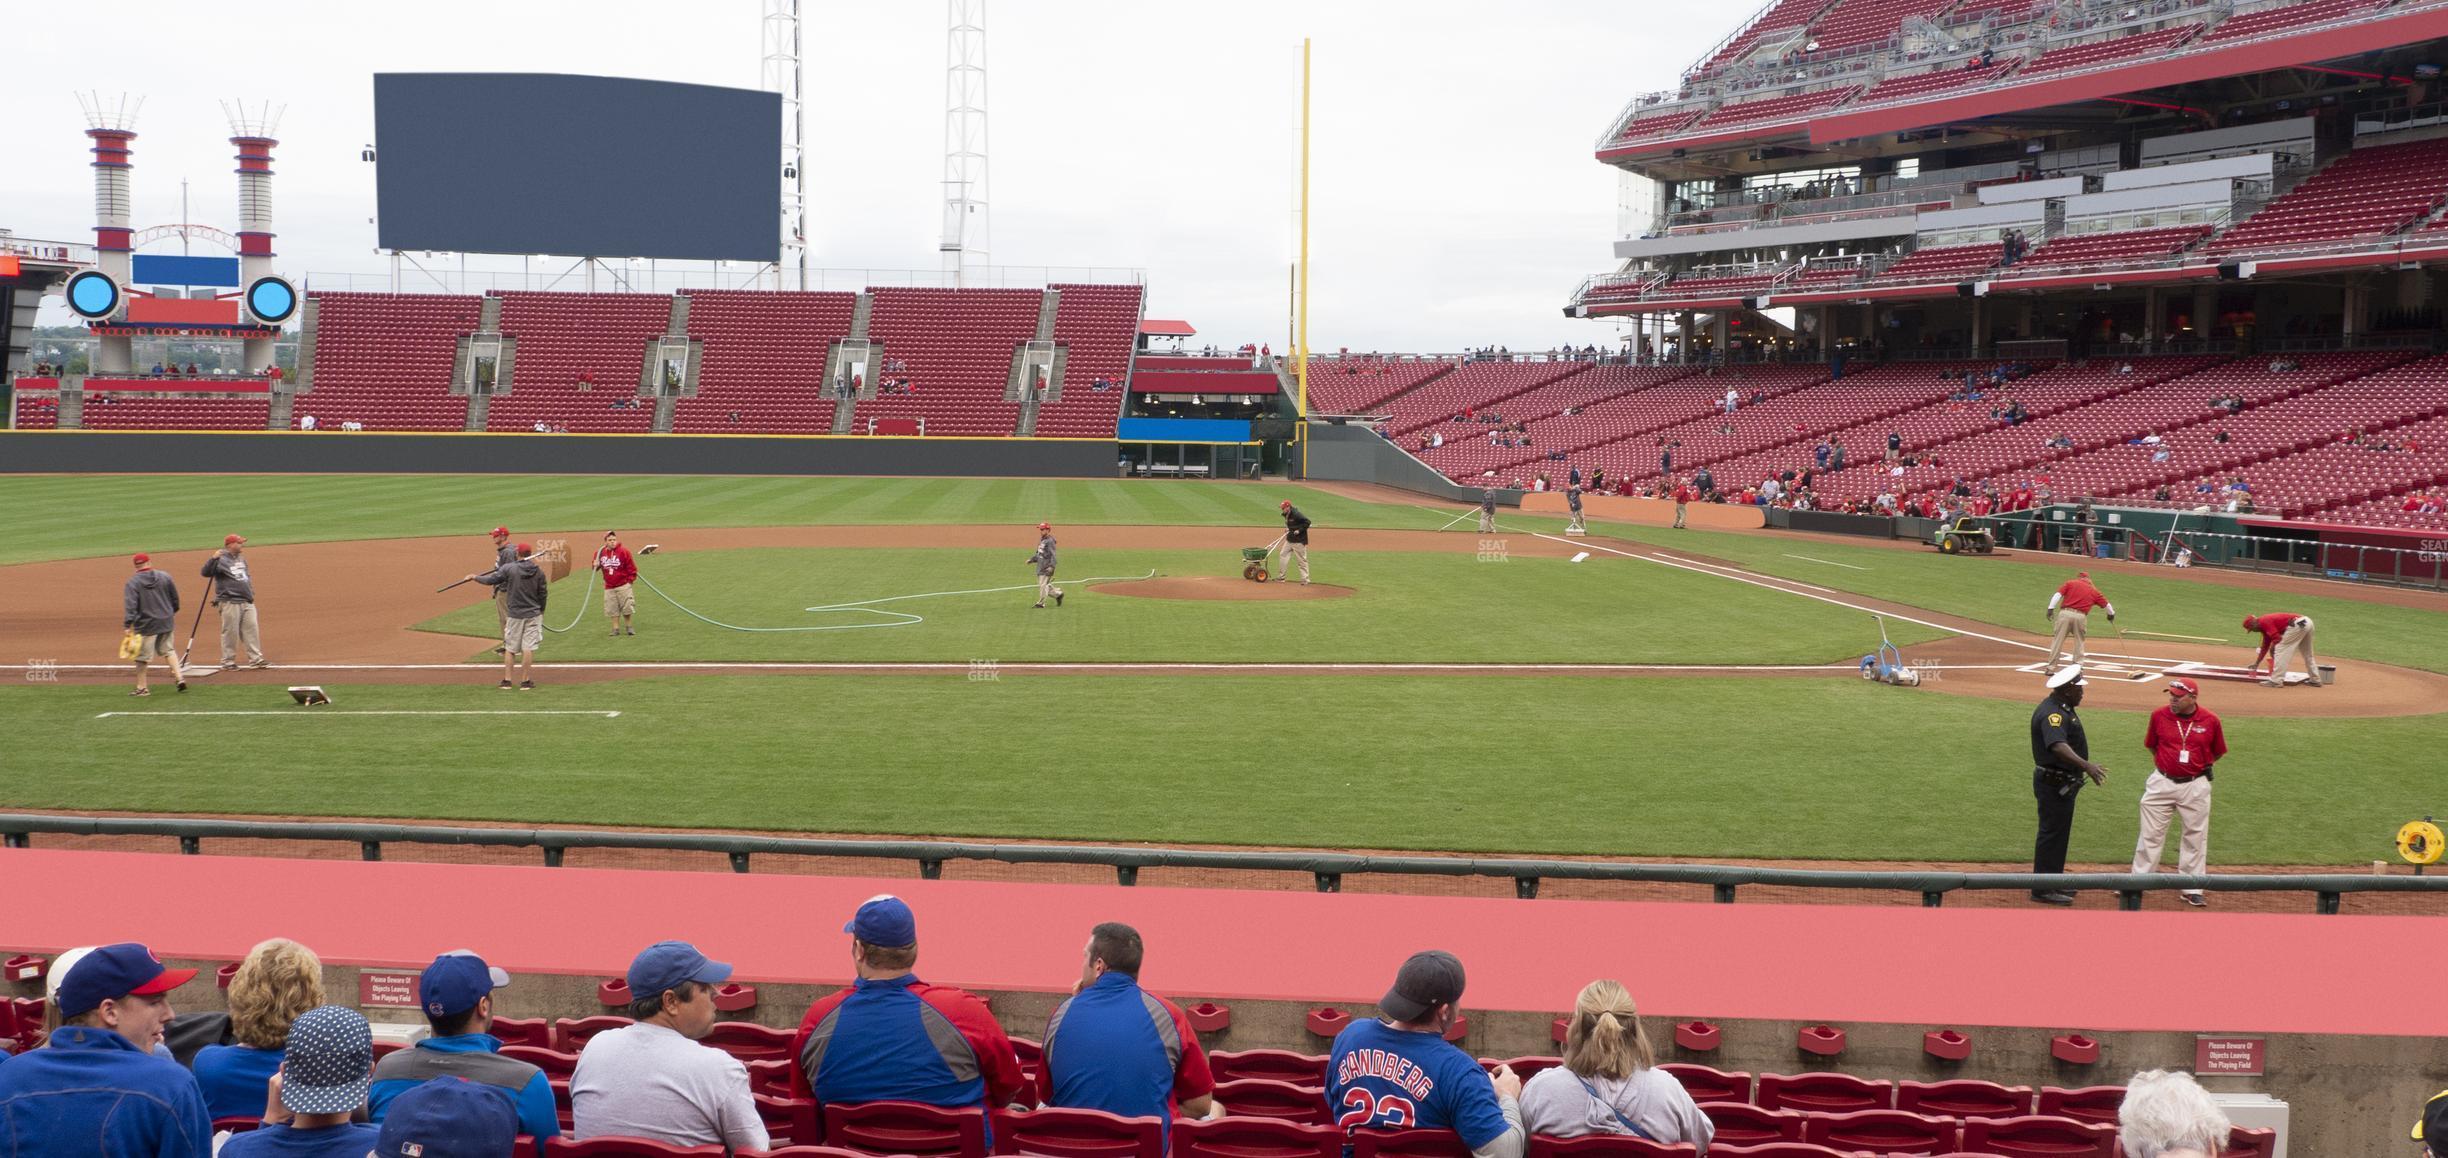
[940,0,990,285]
[78,91,143,374]
[762,0,808,288]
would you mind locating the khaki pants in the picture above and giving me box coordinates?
[1478,510,1495,533]
[1279,542,1309,582]
[217,602,263,665]
[2045,609,2089,667]
[2132,771,2212,892]
[1037,573,1055,604]
[2272,617,2319,683]
[1673,502,1686,528]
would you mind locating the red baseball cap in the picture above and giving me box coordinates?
[2165,678,2199,696]
[1281,500,1293,509]
[1037,522,1051,531]
[224,534,246,546]
[131,553,149,567]
[515,542,534,557]
[2241,614,2258,629]
[491,526,509,538]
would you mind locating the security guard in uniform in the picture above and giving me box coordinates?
[2030,664,2109,905]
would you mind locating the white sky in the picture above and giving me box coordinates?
[4,1,1719,351]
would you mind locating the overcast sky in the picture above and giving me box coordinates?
[4,1,1718,351]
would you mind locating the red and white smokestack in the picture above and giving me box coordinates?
[86,126,136,373]
[231,133,278,368]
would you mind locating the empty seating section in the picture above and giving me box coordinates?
[487,293,670,433]
[1379,362,1590,437]
[13,391,59,429]
[2200,0,2381,44]
[301,292,485,430]
[2208,137,2448,256]
[1692,86,1862,133]
[673,291,858,434]
[1810,0,1959,51]
[1555,366,1830,482]
[1701,0,1836,70]
[75,394,270,431]
[1870,244,1999,283]
[1602,362,1956,485]
[2321,491,2448,529]
[1417,367,1713,483]
[1615,106,1706,144]
[2023,23,2203,74]
[1035,283,1144,438]
[2130,414,2448,517]
[1306,359,1457,414]
[1854,59,2021,105]
[851,288,1044,436]
[1653,271,1783,301]
[1820,351,2407,502]
[2018,225,2212,270]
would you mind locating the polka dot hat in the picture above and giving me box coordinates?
[281,1004,375,1115]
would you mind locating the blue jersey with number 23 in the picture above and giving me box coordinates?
[1325,1019,1509,1149]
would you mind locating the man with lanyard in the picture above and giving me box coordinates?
[2029,665,2109,906]
[1327,951,1525,1158]
[2042,570,2114,671]
[2132,678,2227,908]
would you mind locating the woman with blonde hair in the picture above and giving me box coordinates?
[193,938,326,1118]
[2118,1069,2231,1158]
[1516,980,1713,1151]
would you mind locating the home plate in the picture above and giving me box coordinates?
[2015,660,2160,682]
[2168,661,2317,686]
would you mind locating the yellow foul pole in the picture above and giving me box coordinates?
[1296,37,1312,476]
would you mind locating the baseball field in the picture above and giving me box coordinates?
[5,473,2444,872]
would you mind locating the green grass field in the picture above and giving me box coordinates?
[7,474,2443,865]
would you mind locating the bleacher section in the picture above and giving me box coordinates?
[1610,362,1967,485]
[2110,357,2448,514]
[2323,490,2448,529]
[2017,225,2213,271]
[672,290,859,434]
[11,389,59,430]
[1377,361,1590,438]
[850,287,1043,436]
[1303,358,1456,414]
[1612,106,1707,145]
[1515,364,1827,483]
[1035,283,1145,438]
[1809,0,1959,51]
[75,394,271,431]
[2018,23,2205,75]
[298,293,484,431]
[2207,136,2448,256]
[486,292,669,434]
[1689,86,1862,133]
[1699,0,1835,71]
[2198,0,2384,45]
[1867,244,1999,284]
[1415,365,1698,481]
[1853,58,2022,105]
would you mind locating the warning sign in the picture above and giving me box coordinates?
[360,971,421,1009]
[2194,1036,2265,1075]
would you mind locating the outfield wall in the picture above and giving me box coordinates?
[1300,422,1503,503]
[1521,493,1766,529]
[0,431,1117,477]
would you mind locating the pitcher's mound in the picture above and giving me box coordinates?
[1096,577,1354,601]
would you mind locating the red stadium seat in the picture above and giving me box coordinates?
[1209,1050,1330,1086]
[1957,1114,2115,1157]
[494,1016,555,1049]
[989,1107,1165,1158]
[1799,1109,1959,1154]
[821,1101,990,1158]
[1347,1128,1474,1158]
[1706,1145,1863,1158]
[545,1138,727,1156]
[2222,1126,2279,1157]
[756,1094,822,1146]
[1897,1080,2034,1120]
[503,1044,582,1077]
[702,1021,797,1062]
[554,1016,635,1052]
[1659,1065,1753,1105]
[1757,1074,1894,1114]
[1480,1056,1566,1082]
[1525,1134,1699,1158]
[1211,1079,1330,1125]
[1171,1117,1343,1158]
[2035,1087,2121,1127]
[1698,1103,1806,1145]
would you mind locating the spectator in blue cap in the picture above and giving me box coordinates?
[0,942,212,1157]
[790,895,1025,1125]
[570,941,767,1150]
[366,950,558,1142]
[373,1076,518,1158]
[220,1005,380,1158]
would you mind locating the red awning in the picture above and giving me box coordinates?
[1139,319,1197,337]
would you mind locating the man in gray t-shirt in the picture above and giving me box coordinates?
[200,534,268,670]
[571,941,767,1151]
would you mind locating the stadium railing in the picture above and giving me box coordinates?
[3,815,2439,913]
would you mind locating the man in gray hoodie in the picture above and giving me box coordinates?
[122,554,184,696]
[1028,523,1062,609]
[466,543,549,689]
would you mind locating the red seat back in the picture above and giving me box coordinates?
[542,1138,727,1156]
[822,1100,990,1158]
[554,1016,635,1053]
[492,1016,554,1049]
[755,1094,822,1146]
[1705,1145,1861,1158]
[2036,1086,2123,1127]
[1481,1056,1566,1082]
[1172,1117,1343,1158]
[1897,1080,2035,1119]
[990,1107,1165,1158]
[1525,1134,1700,1157]
[1659,1065,1752,1104]
[1212,1079,1330,1125]
[1698,1103,1806,1144]
[1800,1108,1960,1154]
[2222,1125,2279,1157]
[703,1021,796,1062]
[1757,1073,1895,1114]
[502,1044,582,1078]
[1958,1114,2115,1158]
[1348,1128,1474,1158]
[1210,1049,1330,1086]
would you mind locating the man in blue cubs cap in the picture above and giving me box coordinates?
[366,950,559,1142]
[374,1076,518,1158]
[0,942,213,1157]
[569,941,768,1149]
[221,1005,381,1158]
[791,896,1025,1134]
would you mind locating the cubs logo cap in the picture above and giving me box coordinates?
[418,950,510,1018]
[55,942,197,1018]
[845,894,918,948]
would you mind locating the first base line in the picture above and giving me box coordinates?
[94,710,623,719]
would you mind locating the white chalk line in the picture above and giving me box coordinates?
[93,710,624,719]
[1782,554,1870,571]
[41,661,1862,675]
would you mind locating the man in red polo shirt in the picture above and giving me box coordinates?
[2043,571,2114,672]
[1671,479,1694,529]
[2132,678,2227,908]
[2243,612,2320,688]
